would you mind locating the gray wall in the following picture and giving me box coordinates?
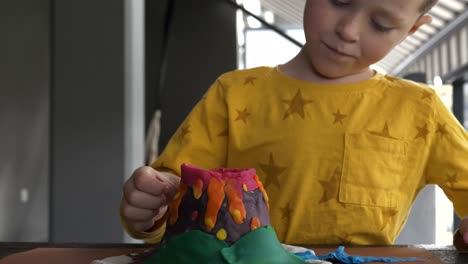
[395,186,436,244]
[0,0,50,242]
[51,0,125,242]
[145,0,169,131]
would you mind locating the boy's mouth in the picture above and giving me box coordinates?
[322,41,354,58]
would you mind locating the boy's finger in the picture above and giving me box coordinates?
[128,220,155,233]
[154,205,168,220]
[120,199,157,221]
[123,184,166,210]
[132,167,168,196]
[157,172,181,198]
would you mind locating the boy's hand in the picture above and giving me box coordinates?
[454,216,468,252]
[120,166,180,233]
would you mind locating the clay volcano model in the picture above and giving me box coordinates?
[162,163,270,244]
[142,164,308,264]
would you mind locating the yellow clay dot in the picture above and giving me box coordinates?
[173,191,180,200]
[193,179,203,199]
[233,210,242,222]
[250,216,260,230]
[216,228,227,241]
[193,187,201,199]
[205,218,215,231]
[242,184,248,192]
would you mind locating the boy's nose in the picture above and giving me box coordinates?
[335,15,360,43]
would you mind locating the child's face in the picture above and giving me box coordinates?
[303,0,431,78]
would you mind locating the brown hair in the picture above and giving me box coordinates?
[420,0,438,14]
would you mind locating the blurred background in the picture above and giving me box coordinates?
[0,0,467,244]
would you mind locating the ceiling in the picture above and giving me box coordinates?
[251,0,468,75]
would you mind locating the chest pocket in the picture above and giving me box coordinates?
[339,133,407,208]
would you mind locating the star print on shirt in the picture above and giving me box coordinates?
[178,124,191,140]
[280,203,294,223]
[339,234,354,245]
[447,173,458,188]
[368,122,397,139]
[282,89,313,120]
[244,76,256,86]
[259,153,287,189]
[333,109,347,125]
[278,202,294,239]
[235,108,251,123]
[218,80,228,91]
[436,123,449,138]
[319,167,342,204]
[280,203,293,230]
[421,90,433,100]
[380,208,398,231]
[385,208,398,217]
[199,105,211,140]
[414,124,430,142]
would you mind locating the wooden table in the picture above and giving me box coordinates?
[0,242,467,263]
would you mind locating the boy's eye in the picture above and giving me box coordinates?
[371,20,393,33]
[330,0,351,7]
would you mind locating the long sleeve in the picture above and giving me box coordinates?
[121,78,230,243]
[151,78,229,174]
[120,213,167,243]
[425,94,468,217]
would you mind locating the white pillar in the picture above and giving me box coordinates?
[124,0,145,243]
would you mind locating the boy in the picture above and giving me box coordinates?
[121,0,468,248]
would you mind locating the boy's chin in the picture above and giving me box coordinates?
[313,64,371,81]
[314,66,352,79]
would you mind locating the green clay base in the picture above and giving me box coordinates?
[142,226,307,264]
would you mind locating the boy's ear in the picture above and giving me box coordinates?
[407,15,432,36]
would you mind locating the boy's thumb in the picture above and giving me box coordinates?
[163,173,181,199]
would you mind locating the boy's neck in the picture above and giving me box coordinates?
[279,48,375,84]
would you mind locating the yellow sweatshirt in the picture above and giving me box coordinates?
[125,66,468,245]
